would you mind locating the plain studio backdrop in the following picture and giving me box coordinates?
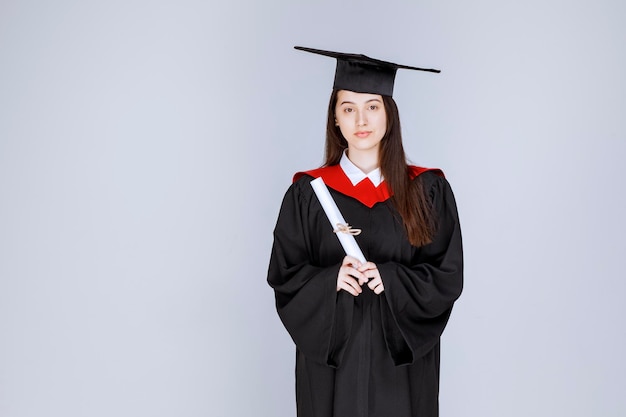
[1,1,625,416]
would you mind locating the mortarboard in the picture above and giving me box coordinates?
[294,46,440,97]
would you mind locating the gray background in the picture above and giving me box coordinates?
[1,1,625,416]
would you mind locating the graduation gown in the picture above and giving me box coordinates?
[267,165,463,417]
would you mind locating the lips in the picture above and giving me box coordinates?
[355,131,372,138]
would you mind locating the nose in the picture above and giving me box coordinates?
[356,110,367,127]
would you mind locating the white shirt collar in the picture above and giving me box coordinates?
[339,151,384,187]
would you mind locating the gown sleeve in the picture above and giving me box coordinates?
[267,178,353,367]
[377,174,464,366]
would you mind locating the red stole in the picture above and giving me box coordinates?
[293,165,443,208]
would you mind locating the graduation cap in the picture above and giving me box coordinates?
[294,46,440,97]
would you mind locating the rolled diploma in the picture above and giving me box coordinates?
[310,177,367,264]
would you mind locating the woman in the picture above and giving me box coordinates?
[268,46,463,417]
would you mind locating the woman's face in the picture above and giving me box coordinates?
[334,90,387,156]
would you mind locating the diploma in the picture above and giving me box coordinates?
[310,177,367,264]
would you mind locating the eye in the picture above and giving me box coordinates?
[368,104,379,110]
[343,107,354,113]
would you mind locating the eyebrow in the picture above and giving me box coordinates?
[339,98,383,105]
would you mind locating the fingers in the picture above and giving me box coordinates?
[361,262,384,294]
[356,261,376,272]
[337,256,368,295]
[342,256,368,285]
[337,277,362,296]
[367,276,385,294]
[337,266,367,295]
[337,258,385,296]
[341,255,362,268]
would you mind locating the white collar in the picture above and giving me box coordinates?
[340,151,384,187]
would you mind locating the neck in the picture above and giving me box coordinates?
[346,148,379,174]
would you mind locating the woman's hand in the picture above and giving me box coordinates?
[337,257,385,296]
[359,262,385,295]
[337,256,368,296]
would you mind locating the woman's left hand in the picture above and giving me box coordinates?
[358,262,385,294]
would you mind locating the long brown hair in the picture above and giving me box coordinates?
[324,90,435,246]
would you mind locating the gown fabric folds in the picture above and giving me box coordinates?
[267,168,463,417]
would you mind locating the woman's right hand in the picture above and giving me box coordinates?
[337,255,368,296]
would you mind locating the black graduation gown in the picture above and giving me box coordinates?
[267,169,463,417]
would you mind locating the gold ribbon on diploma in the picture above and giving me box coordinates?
[333,223,362,236]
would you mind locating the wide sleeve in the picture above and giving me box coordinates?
[267,179,353,367]
[377,175,463,366]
